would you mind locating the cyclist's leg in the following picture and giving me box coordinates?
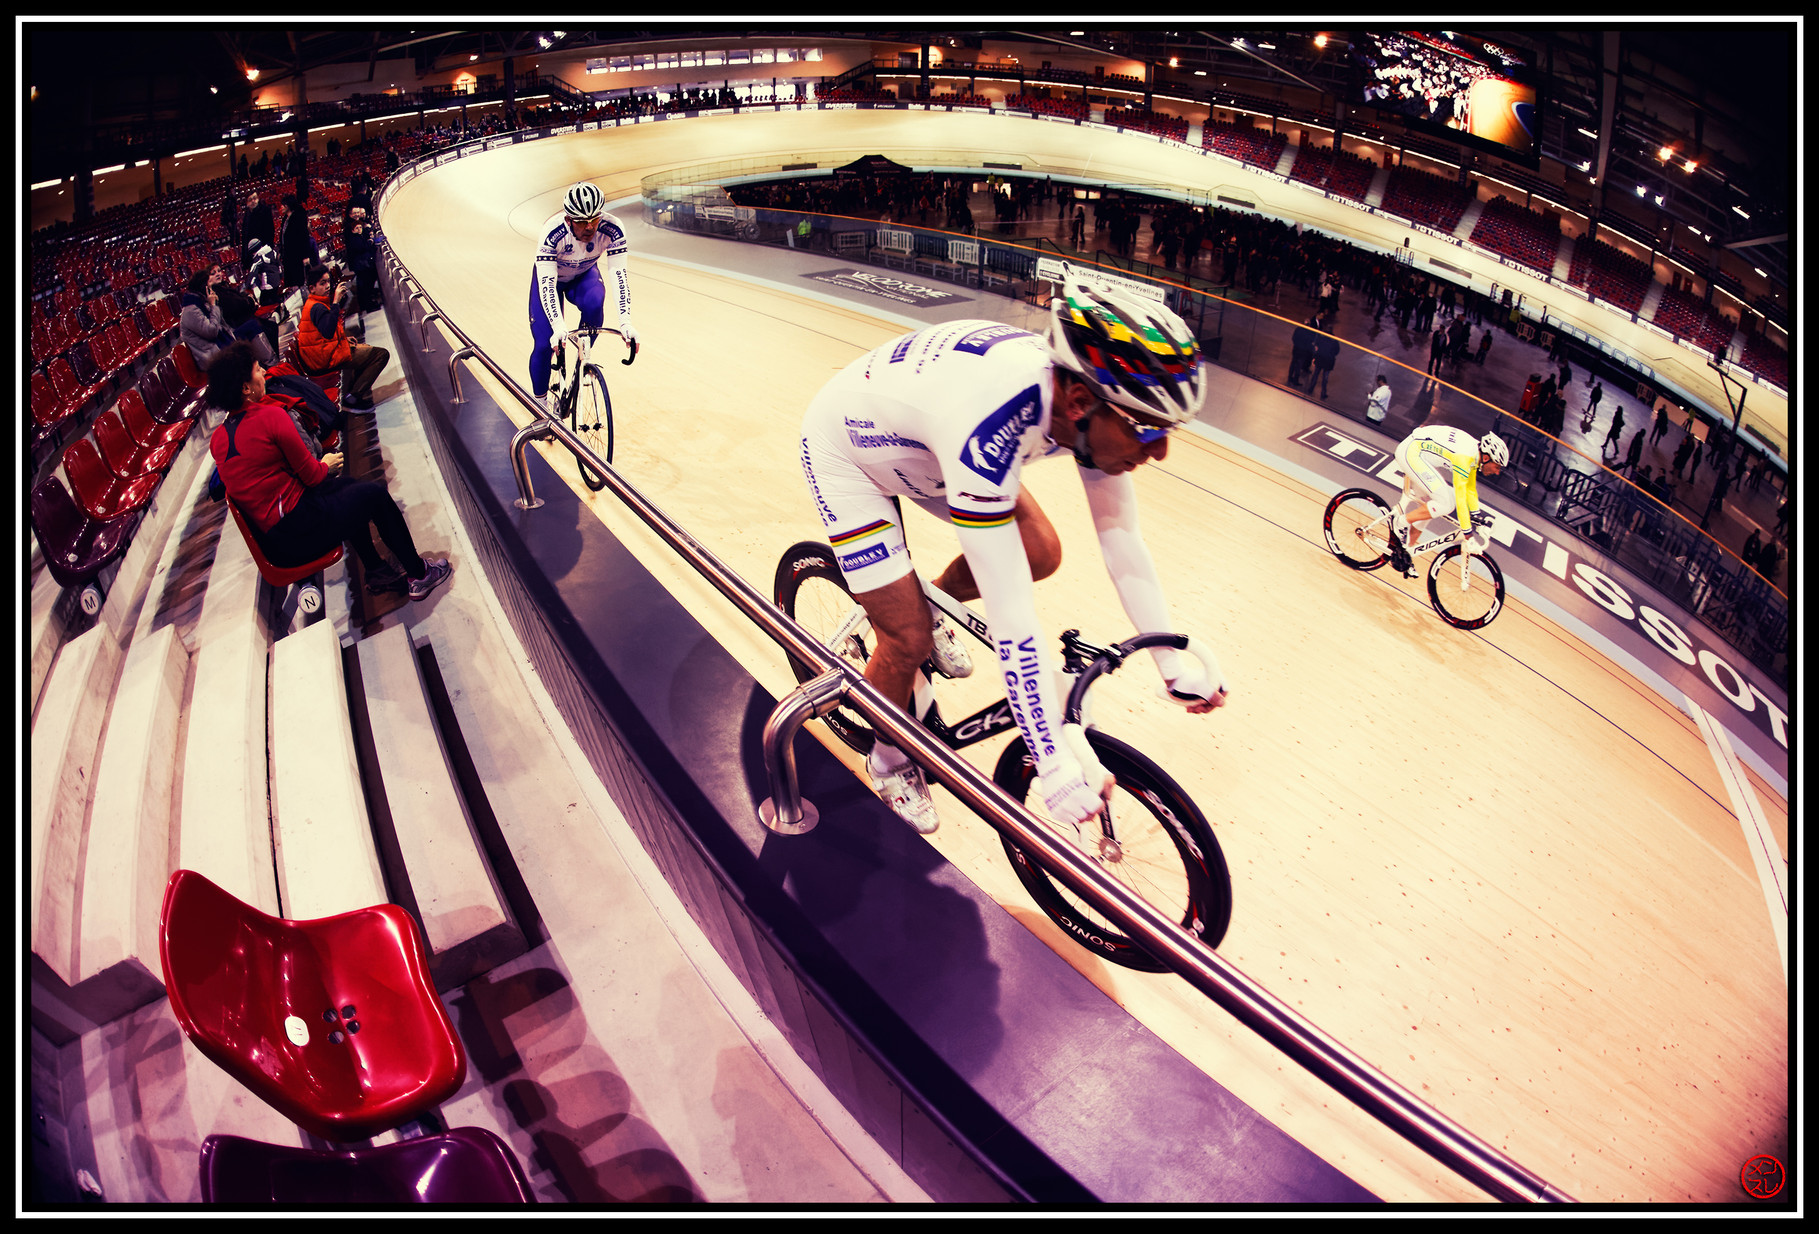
[528,274,559,397]
[567,265,607,332]
[798,426,927,711]
[929,489,1061,602]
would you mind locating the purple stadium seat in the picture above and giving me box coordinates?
[198,1129,535,1204]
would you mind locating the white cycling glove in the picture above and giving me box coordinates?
[1158,638,1229,709]
[1038,725,1114,831]
[619,320,639,346]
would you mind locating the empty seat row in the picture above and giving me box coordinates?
[1380,165,1472,231]
[1289,146,1376,200]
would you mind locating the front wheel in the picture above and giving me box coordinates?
[992,730,1231,970]
[773,542,876,755]
[1323,488,1394,571]
[1427,544,1505,629]
[570,365,614,490]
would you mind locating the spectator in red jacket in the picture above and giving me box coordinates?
[208,343,451,600]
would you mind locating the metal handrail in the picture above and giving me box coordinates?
[378,161,1574,1204]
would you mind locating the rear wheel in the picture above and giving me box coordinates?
[992,730,1231,969]
[773,542,876,755]
[1427,545,1505,629]
[571,365,613,489]
[1323,488,1395,571]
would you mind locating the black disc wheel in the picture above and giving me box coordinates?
[992,729,1231,970]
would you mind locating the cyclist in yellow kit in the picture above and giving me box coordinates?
[1389,425,1507,577]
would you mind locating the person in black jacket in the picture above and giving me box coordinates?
[278,194,315,289]
[242,192,276,254]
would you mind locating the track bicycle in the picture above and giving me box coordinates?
[546,325,636,490]
[1322,488,1506,630]
[773,541,1233,970]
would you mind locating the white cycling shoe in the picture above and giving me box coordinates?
[928,609,973,679]
[867,749,940,835]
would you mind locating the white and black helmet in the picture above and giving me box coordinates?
[562,181,605,220]
[1046,274,1207,428]
[1479,431,1509,468]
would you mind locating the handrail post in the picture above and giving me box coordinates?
[420,310,443,351]
[758,667,850,834]
[448,345,474,402]
[509,417,554,509]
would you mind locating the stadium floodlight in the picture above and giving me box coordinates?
[1732,206,1750,219]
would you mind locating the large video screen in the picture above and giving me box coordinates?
[1351,30,1540,165]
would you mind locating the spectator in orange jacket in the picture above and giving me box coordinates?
[296,262,389,410]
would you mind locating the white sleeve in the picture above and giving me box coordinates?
[952,521,1069,778]
[534,256,562,335]
[1078,466,1186,684]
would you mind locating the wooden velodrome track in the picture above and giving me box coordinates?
[381,109,1789,1203]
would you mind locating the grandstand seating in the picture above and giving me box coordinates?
[1006,93,1088,120]
[1740,330,1788,389]
[93,407,185,481]
[1380,164,1473,232]
[1469,195,1561,275]
[1567,234,1653,313]
[1651,286,1737,355]
[1288,145,1377,201]
[1103,107,1189,142]
[119,386,194,452]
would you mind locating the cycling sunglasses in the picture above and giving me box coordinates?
[1100,401,1175,443]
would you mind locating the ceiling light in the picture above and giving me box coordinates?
[470,54,479,62]
[210,85,218,94]
[1070,30,1084,36]
[1653,194,1664,205]
[1733,205,1751,219]
[1313,34,1328,48]
[1636,185,1646,196]
[246,67,259,81]
[1683,159,1697,173]
[552,30,565,39]
[538,36,551,49]
[1168,57,1179,67]
[1194,70,1206,76]
[1753,267,1767,277]
[1577,126,1597,139]
[1658,145,1674,160]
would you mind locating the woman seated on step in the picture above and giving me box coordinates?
[207,342,452,601]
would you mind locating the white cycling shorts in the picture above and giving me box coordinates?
[797,423,945,595]
[1395,438,1459,519]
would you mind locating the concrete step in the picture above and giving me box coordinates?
[269,617,386,918]
[72,623,189,1018]
[354,623,524,989]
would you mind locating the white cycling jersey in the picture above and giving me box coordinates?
[532,210,630,332]
[800,318,1195,781]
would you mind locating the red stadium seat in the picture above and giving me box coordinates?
[119,386,193,451]
[32,371,75,430]
[171,339,209,389]
[94,408,184,479]
[61,437,161,520]
[159,870,464,1143]
[225,497,344,594]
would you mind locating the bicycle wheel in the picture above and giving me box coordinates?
[772,542,876,755]
[570,365,614,490]
[992,729,1231,970]
[1323,488,1394,571]
[1426,544,1505,630]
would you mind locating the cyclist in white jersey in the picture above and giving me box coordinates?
[1389,424,1507,575]
[529,181,637,413]
[798,275,1229,834]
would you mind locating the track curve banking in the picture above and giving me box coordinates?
[380,108,1788,1203]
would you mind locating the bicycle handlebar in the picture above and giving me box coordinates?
[1062,631,1221,721]
[563,326,638,366]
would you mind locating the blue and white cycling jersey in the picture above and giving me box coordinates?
[532,210,630,334]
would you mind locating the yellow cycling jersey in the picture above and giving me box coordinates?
[1407,425,1481,527]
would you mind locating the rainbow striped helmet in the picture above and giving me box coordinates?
[1047,273,1206,428]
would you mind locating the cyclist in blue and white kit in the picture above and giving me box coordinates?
[798,275,1229,834]
[530,181,638,413]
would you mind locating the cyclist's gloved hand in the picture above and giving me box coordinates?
[619,321,638,345]
[1469,527,1492,554]
[1039,761,1112,831]
[1163,660,1228,713]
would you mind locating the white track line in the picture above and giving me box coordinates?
[1687,696,1787,982]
